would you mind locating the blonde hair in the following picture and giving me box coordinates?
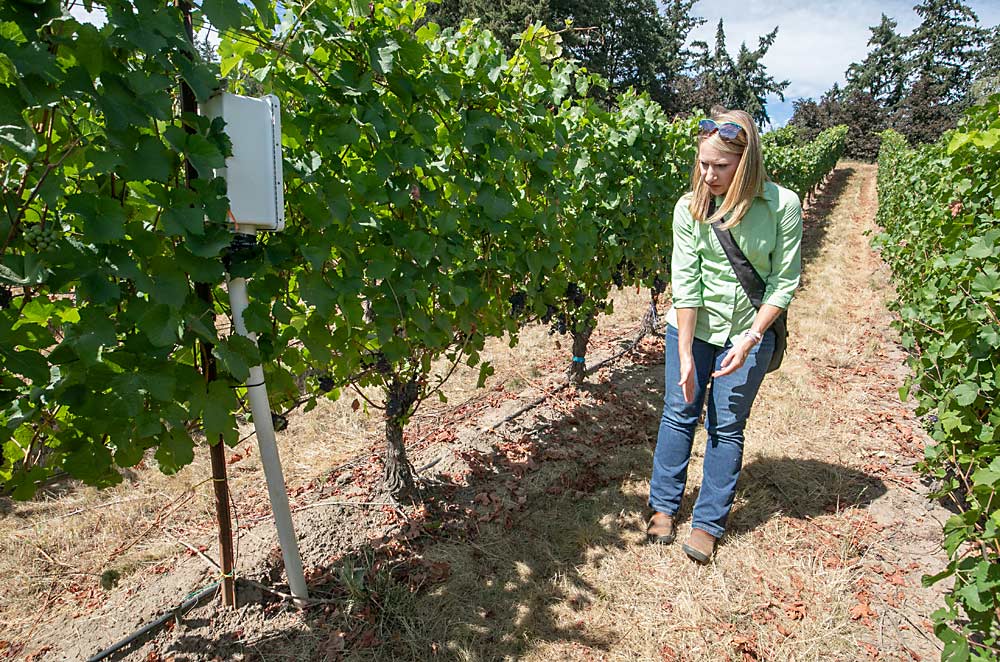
[688,107,768,230]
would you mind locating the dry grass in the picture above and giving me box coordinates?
[4,164,946,662]
[0,386,374,646]
[0,284,654,654]
[388,163,944,662]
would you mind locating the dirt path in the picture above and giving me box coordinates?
[12,163,953,661]
[386,162,952,662]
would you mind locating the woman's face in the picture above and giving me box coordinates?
[698,140,739,196]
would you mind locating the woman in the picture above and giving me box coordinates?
[646,108,802,562]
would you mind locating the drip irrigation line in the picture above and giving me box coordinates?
[486,320,665,433]
[86,315,665,662]
[85,581,220,662]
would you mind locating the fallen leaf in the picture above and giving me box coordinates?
[850,601,877,622]
[858,641,880,659]
[784,601,807,620]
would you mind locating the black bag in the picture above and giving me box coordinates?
[708,200,788,373]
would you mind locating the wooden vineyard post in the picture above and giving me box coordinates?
[178,0,237,607]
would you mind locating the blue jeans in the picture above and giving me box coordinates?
[648,324,775,538]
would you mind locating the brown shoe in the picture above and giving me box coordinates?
[682,528,716,563]
[646,512,676,545]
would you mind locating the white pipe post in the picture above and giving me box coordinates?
[227,262,308,602]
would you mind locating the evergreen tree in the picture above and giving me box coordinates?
[844,15,908,109]
[547,0,704,110]
[705,19,735,100]
[731,27,789,126]
[686,20,788,127]
[829,1,993,150]
[423,1,791,124]
[554,0,674,104]
[653,0,704,115]
[423,0,553,50]
[890,0,987,144]
[424,0,704,113]
[422,0,466,32]
[906,0,987,105]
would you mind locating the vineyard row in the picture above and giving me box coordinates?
[875,95,1000,660]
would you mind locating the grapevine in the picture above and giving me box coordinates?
[875,97,1000,660]
[0,0,851,501]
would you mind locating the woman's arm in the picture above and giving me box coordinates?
[671,199,702,404]
[711,303,783,378]
[675,307,698,403]
[762,191,803,309]
[750,304,785,335]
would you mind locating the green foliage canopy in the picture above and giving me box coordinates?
[876,96,1000,660]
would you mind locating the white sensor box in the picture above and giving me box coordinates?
[202,93,285,232]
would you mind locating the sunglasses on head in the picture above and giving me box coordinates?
[699,119,744,141]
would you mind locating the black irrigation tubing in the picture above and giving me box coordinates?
[85,581,220,662]
[83,316,664,661]
[485,319,667,433]
[262,317,667,485]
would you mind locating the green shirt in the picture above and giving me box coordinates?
[666,181,802,346]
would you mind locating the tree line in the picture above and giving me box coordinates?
[426,0,999,158]
[423,0,790,127]
[790,0,999,159]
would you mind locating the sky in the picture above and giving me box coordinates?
[685,0,1000,127]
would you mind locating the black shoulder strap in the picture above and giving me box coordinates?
[708,198,767,309]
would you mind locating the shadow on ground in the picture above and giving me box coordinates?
[797,166,855,289]
[155,379,884,660]
[122,166,875,661]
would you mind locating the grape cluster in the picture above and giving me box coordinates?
[652,275,666,295]
[0,286,11,309]
[552,316,568,335]
[22,224,60,250]
[318,374,335,393]
[508,290,527,316]
[541,305,569,335]
[612,259,637,288]
[565,282,585,308]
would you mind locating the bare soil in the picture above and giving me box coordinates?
[2,162,951,662]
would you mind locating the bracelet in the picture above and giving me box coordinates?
[741,329,763,345]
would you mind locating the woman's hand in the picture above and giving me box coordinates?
[711,336,756,378]
[678,354,696,404]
